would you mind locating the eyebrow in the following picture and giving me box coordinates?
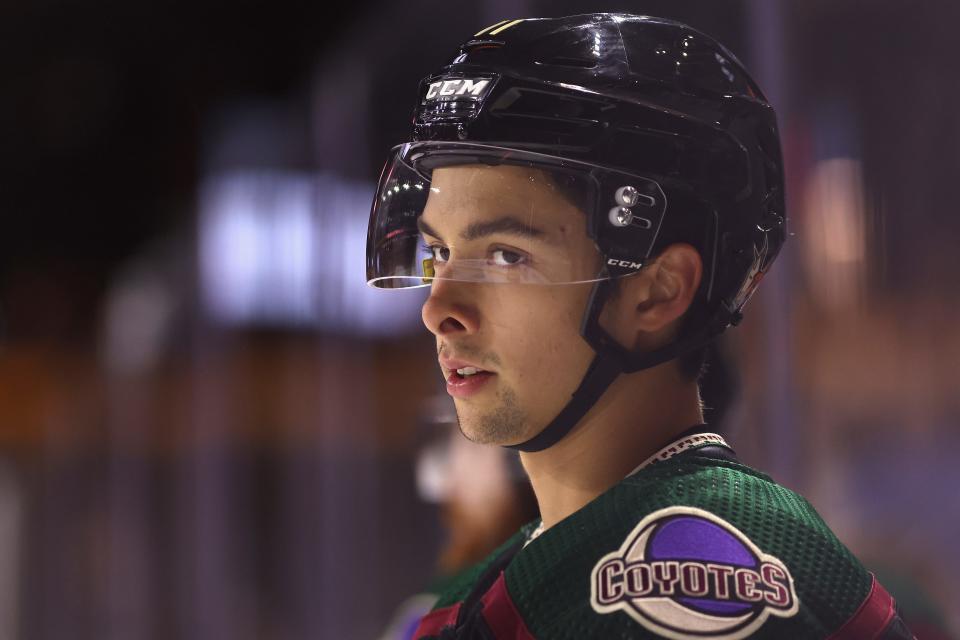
[417,216,549,243]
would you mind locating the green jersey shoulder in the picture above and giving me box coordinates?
[414,448,910,639]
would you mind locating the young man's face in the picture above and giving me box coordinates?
[418,163,602,446]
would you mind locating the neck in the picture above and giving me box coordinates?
[519,364,703,530]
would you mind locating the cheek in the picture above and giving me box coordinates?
[491,286,594,382]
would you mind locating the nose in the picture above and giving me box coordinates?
[421,277,480,337]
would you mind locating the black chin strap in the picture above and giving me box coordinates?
[505,280,736,454]
[503,352,621,453]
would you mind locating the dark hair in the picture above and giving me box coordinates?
[676,340,709,381]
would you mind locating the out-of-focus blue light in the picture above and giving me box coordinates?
[199,171,424,335]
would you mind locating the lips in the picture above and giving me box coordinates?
[445,369,495,398]
[439,357,489,373]
[439,356,496,399]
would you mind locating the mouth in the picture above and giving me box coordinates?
[445,369,495,398]
[439,356,492,376]
[452,365,487,377]
[439,358,496,398]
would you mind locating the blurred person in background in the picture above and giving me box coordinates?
[366,13,916,639]
[380,395,538,640]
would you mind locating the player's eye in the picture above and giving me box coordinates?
[490,248,527,267]
[426,244,450,263]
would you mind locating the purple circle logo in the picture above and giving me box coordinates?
[590,507,799,639]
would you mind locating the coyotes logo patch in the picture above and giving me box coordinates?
[590,507,799,639]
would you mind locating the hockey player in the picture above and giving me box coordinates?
[365,14,915,639]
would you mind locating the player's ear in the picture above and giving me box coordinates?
[599,243,702,352]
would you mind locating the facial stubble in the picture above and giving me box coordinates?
[455,383,530,446]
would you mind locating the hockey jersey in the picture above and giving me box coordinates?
[412,433,913,639]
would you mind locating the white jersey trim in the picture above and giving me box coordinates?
[626,432,731,478]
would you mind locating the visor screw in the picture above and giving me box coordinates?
[609,206,633,227]
[615,185,640,207]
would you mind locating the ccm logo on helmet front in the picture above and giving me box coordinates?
[424,78,492,101]
[608,259,644,270]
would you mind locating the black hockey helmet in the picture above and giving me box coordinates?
[366,14,786,451]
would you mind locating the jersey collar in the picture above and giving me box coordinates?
[526,428,733,546]
[625,430,732,478]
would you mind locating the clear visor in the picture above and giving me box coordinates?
[366,143,665,288]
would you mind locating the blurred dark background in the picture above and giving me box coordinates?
[1,1,958,638]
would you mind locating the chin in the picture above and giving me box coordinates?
[456,419,500,446]
[451,383,534,445]
[456,410,531,447]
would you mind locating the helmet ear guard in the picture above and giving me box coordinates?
[585,170,668,279]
